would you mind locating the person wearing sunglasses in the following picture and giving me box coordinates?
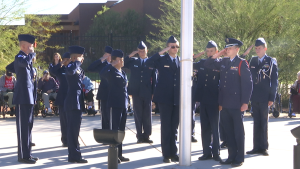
[147,35,180,163]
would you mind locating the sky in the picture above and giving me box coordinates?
[8,0,108,25]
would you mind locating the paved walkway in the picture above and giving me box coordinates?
[0,112,299,169]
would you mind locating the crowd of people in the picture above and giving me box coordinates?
[5,32,300,168]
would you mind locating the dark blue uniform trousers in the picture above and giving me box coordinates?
[16,104,34,160]
[251,101,269,150]
[158,103,179,158]
[101,100,109,129]
[59,105,68,145]
[221,108,245,163]
[200,103,220,156]
[132,95,152,140]
[219,111,226,142]
[66,109,82,161]
[109,107,127,157]
[191,101,196,137]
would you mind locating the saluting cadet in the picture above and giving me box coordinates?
[147,36,180,163]
[246,38,278,156]
[193,41,221,161]
[100,49,130,163]
[88,46,112,130]
[124,41,156,144]
[205,38,253,167]
[49,52,71,147]
[64,46,87,163]
[13,34,38,164]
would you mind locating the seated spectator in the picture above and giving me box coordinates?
[290,71,300,117]
[38,70,59,114]
[82,75,96,115]
[0,70,16,115]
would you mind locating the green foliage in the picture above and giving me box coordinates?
[86,6,145,36]
[148,0,300,106]
[0,0,61,73]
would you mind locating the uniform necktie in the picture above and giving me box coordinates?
[173,58,177,70]
[142,60,145,67]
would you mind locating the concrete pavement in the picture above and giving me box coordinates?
[0,112,299,169]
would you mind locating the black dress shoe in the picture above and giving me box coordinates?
[171,155,179,162]
[231,162,243,167]
[68,158,88,163]
[18,158,36,164]
[213,155,221,161]
[220,141,227,148]
[191,137,198,143]
[31,143,36,146]
[163,157,171,163]
[31,156,39,161]
[198,155,212,160]
[137,139,144,143]
[246,149,260,154]
[220,159,233,165]
[143,138,153,143]
[119,156,130,162]
[261,150,269,156]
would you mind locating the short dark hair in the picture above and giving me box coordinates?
[111,55,117,61]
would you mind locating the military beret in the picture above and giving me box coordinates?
[255,38,266,47]
[62,52,70,59]
[18,34,35,44]
[43,70,49,75]
[225,38,243,48]
[111,49,124,58]
[138,41,147,49]
[104,46,113,54]
[69,46,85,54]
[206,40,218,48]
[167,35,178,44]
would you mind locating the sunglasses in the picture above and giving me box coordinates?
[170,46,180,49]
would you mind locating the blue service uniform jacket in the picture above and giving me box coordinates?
[148,53,180,105]
[205,56,253,109]
[193,59,220,105]
[64,61,85,111]
[249,55,278,102]
[87,60,109,100]
[49,63,68,106]
[12,51,36,105]
[124,56,156,101]
[99,64,128,109]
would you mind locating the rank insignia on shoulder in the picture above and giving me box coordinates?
[164,65,170,68]
[18,55,24,58]
[68,64,72,67]
[134,65,138,67]
[272,58,277,65]
[230,66,238,71]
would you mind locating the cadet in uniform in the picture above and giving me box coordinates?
[13,34,38,164]
[100,49,130,163]
[88,46,113,130]
[124,41,156,143]
[147,36,180,163]
[64,46,87,163]
[193,41,221,161]
[49,52,71,147]
[205,38,253,167]
[246,38,278,156]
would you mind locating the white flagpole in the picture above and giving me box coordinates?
[179,0,194,166]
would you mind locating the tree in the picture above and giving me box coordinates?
[0,0,61,73]
[147,0,300,105]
